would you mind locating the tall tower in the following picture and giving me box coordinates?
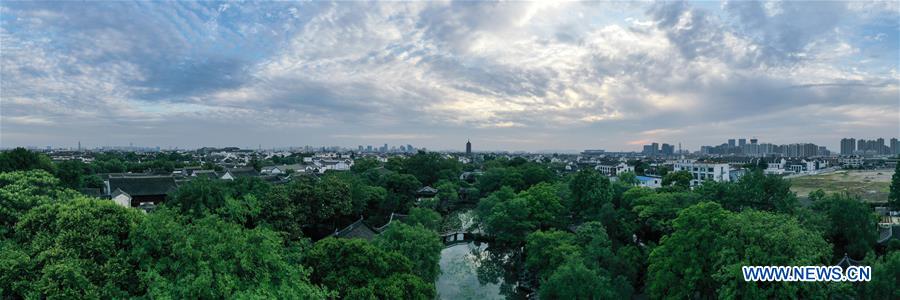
[466,139,472,156]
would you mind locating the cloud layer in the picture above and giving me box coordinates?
[1,1,898,151]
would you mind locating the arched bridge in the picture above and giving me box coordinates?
[440,231,490,247]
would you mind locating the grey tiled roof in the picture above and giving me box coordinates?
[108,176,177,196]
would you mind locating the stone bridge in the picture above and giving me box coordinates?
[440,231,490,247]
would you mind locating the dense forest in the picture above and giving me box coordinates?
[1,148,898,299]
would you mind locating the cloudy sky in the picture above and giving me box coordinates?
[1,1,898,152]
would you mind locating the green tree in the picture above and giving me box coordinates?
[632,192,702,241]
[54,159,92,189]
[567,168,611,221]
[519,162,556,187]
[435,180,460,207]
[859,251,900,299]
[374,223,443,282]
[215,194,261,228]
[81,174,104,189]
[473,186,516,229]
[647,202,730,299]
[0,148,54,173]
[312,175,354,222]
[521,183,567,230]
[477,167,525,194]
[259,184,305,240]
[479,183,566,245]
[725,169,798,213]
[351,157,381,173]
[304,238,432,299]
[648,202,832,299]
[617,171,639,186]
[380,172,421,215]
[0,170,82,237]
[539,258,617,300]
[483,196,534,245]
[812,193,877,259]
[402,151,461,187]
[259,176,353,237]
[130,209,328,298]
[9,198,145,299]
[714,210,831,299]
[890,162,900,210]
[226,176,272,200]
[369,273,434,300]
[661,171,692,189]
[525,230,579,280]
[404,207,442,232]
[573,222,613,271]
[167,178,230,218]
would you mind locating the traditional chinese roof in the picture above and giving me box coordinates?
[375,213,408,232]
[226,167,260,178]
[108,175,177,196]
[333,217,378,240]
[417,186,438,196]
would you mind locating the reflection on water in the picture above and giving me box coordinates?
[436,242,503,300]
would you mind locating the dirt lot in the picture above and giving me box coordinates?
[790,169,893,203]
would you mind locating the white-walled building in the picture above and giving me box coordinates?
[765,158,787,175]
[595,162,634,176]
[636,175,663,188]
[672,159,731,186]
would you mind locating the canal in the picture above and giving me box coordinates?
[436,242,504,299]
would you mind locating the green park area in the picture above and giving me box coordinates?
[790,169,893,203]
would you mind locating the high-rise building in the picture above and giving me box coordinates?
[891,138,899,155]
[750,138,758,145]
[840,138,856,156]
[738,138,747,147]
[466,140,472,155]
[728,139,736,148]
[661,143,674,156]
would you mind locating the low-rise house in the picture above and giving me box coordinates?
[191,169,220,179]
[260,166,284,175]
[333,217,379,240]
[321,159,352,171]
[840,156,864,168]
[221,167,260,180]
[105,175,177,209]
[765,158,787,175]
[636,175,662,188]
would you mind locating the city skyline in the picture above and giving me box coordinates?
[10,135,900,156]
[2,1,898,151]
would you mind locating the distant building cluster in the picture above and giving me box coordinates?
[641,142,677,156]
[840,137,899,156]
[699,138,830,157]
[358,143,419,153]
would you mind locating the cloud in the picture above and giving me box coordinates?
[0,1,897,151]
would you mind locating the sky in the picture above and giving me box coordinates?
[1,1,898,152]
